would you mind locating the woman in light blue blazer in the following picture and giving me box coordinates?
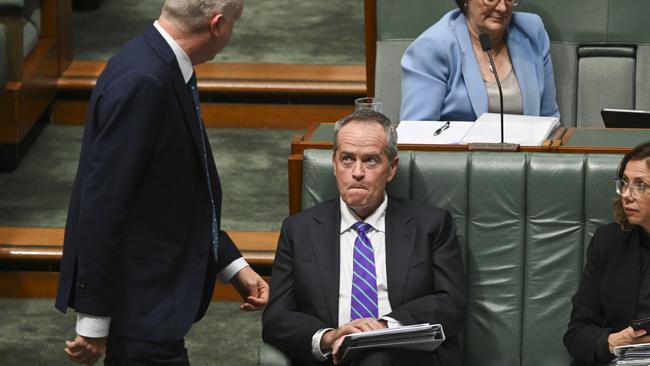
[400,0,560,122]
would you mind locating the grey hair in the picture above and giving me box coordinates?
[162,0,243,32]
[332,110,398,161]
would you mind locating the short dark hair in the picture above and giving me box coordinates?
[332,110,398,161]
[614,141,650,231]
[455,0,467,14]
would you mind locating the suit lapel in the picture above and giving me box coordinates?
[310,200,341,325]
[143,25,206,167]
[385,198,416,308]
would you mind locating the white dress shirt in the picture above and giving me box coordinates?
[76,21,248,338]
[311,193,401,360]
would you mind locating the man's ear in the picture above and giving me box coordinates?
[387,156,399,182]
[209,13,225,36]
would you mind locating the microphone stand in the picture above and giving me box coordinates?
[485,48,504,144]
[467,33,519,152]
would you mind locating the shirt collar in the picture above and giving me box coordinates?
[153,20,194,83]
[339,193,388,234]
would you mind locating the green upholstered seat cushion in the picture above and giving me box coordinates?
[258,343,291,366]
[0,0,24,15]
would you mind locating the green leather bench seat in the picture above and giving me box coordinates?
[260,149,623,366]
[373,0,650,127]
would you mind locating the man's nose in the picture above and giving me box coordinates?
[352,161,365,179]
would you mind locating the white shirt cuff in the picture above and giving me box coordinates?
[311,328,334,361]
[379,316,403,328]
[76,313,111,338]
[218,257,248,283]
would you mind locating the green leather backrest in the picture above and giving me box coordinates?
[0,23,8,88]
[301,149,623,365]
[374,0,650,127]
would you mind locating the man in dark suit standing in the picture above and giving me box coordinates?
[55,0,269,364]
[262,110,466,365]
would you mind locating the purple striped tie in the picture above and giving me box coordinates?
[351,222,379,320]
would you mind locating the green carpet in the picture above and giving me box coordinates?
[73,0,365,64]
[0,299,262,365]
[0,125,299,230]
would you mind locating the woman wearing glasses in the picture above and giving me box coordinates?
[564,142,650,365]
[400,0,559,122]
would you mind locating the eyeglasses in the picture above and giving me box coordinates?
[483,0,521,7]
[615,178,649,199]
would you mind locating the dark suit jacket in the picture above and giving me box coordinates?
[262,196,467,365]
[564,223,644,365]
[55,25,241,343]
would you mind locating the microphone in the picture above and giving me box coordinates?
[479,33,505,144]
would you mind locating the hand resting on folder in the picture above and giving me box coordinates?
[319,318,387,364]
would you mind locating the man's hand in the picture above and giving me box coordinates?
[64,334,106,365]
[320,318,387,364]
[231,266,269,311]
[608,327,650,353]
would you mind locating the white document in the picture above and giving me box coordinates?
[338,323,445,363]
[460,113,560,146]
[397,121,474,144]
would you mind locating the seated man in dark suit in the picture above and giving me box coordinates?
[262,110,467,365]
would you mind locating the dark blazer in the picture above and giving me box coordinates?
[262,196,467,365]
[55,25,241,343]
[564,223,644,366]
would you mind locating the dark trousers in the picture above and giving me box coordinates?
[104,334,190,366]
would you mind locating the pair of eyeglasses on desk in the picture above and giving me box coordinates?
[433,121,451,136]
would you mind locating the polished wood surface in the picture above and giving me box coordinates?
[52,100,354,128]
[364,0,377,96]
[0,227,276,299]
[58,61,366,95]
[0,39,58,143]
[0,227,278,265]
[0,0,70,147]
[0,270,270,301]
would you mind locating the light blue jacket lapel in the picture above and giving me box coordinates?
[452,14,487,119]
[452,12,542,117]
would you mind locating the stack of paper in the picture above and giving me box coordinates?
[460,113,560,146]
[614,343,650,365]
[338,323,445,363]
[396,113,560,146]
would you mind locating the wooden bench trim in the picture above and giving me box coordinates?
[0,227,278,264]
[0,270,270,301]
[57,60,366,95]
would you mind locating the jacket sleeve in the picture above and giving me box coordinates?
[73,72,165,316]
[400,31,451,122]
[262,220,331,365]
[563,227,616,364]
[535,15,560,118]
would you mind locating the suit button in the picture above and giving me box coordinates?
[198,249,207,259]
[205,208,211,217]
